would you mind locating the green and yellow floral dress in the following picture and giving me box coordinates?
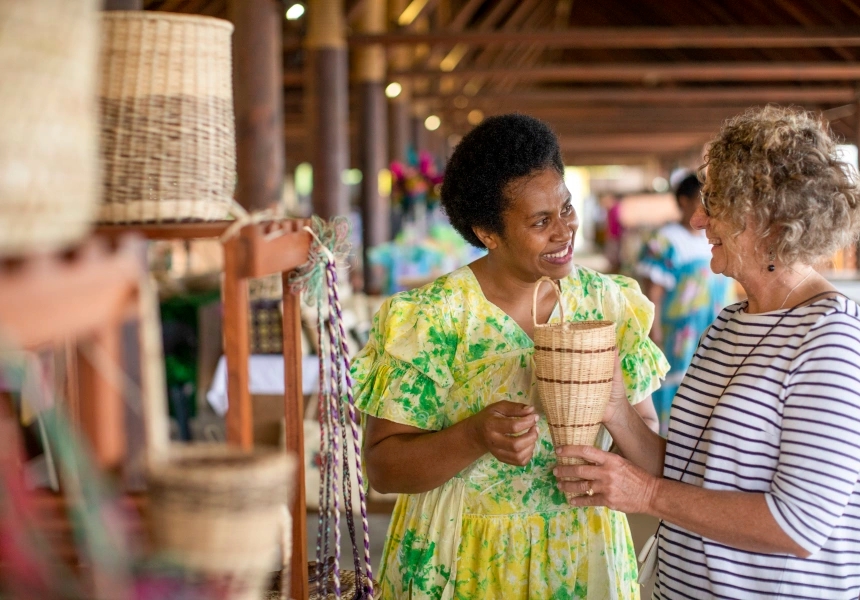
[352,265,668,600]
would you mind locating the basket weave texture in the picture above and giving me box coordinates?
[0,0,101,256]
[307,559,380,600]
[532,277,616,502]
[147,444,295,600]
[98,12,236,223]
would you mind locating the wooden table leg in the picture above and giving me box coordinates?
[223,237,253,449]
[282,279,308,600]
[77,325,125,469]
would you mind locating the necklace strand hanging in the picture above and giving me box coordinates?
[778,268,814,310]
[291,218,374,599]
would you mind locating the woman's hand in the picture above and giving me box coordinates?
[601,353,629,428]
[468,401,539,466]
[553,444,660,514]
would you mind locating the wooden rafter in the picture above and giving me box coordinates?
[392,62,860,82]
[422,86,859,105]
[347,26,860,48]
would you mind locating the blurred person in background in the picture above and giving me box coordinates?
[636,173,734,435]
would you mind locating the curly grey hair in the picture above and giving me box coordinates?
[699,105,860,267]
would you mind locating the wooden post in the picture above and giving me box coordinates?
[230,0,285,212]
[222,237,253,449]
[281,275,308,600]
[356,0,389,293]
[388,0,412,164]
[77,326,125,469]
[307,0,349,219]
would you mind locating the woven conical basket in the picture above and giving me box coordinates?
[532,277,616,501]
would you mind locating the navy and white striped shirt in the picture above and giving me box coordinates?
[655,297,860,600]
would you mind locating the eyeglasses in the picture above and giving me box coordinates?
[700,190,712,217]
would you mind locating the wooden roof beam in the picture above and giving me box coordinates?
[392,62,860,82]
[420,86,858,105]
[556,132,711,154]
[347,27,860,48]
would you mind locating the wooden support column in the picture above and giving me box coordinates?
[356,0,389,293]
[230,0,285,212]
[281,275,308,600]
[307,0,349,219]
[388,0,412,164]
[222,237,253,449]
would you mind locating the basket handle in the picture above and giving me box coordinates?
[532,276,564,327]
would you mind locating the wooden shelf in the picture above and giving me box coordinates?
[218,218,311,600]
[94,221,232,240]
[0,234,147,471]
[0,236,144,349]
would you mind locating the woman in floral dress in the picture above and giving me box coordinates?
[352,114,668,600]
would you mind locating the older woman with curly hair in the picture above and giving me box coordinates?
[555,105,860,599]
[352,113,669,599]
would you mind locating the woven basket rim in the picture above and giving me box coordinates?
[149,443,293,483]
[534,319,616,331]
[100,10,235,32]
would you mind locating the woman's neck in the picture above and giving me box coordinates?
[470,255,548,303]
[740,264,829,313]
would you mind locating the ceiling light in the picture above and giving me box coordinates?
[424,115,441,131]
[385,82,402,98]
[285,4,305,20]
[467,109,484,126]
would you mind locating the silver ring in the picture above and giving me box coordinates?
[586,488,594,497]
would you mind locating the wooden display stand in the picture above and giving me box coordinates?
[96,218,313,600]
[0,236,146,470]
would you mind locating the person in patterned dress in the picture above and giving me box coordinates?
[635,174,734,435]
[352,114,669,600]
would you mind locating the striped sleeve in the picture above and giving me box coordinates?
[766,310,860,554]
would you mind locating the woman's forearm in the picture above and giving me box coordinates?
[648,479,809,557]
[605,397,666,476]
[365,418,485,494]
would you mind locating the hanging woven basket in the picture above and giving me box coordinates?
[0,0,101,256]
[147,444,295,600]
[531,277,616,501]
[98,12,236,223]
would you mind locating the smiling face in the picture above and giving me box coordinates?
[474,168,579,281]
[690,201,760,282]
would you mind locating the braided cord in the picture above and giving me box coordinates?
[326,263,375,598]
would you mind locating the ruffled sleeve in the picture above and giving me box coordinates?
[351,289,457,431]
[571,269,669,405]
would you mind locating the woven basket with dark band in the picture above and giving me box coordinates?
[532,277,616,501]
[98,12,235,223]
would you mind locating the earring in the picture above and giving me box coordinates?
[767,248,776,272]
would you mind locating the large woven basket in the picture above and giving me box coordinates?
[98,12,236,223]
[532,277,616,501]
[0,0,101,256]
[147,444,295,600]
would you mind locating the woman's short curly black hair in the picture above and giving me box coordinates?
[441,113,564,248]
